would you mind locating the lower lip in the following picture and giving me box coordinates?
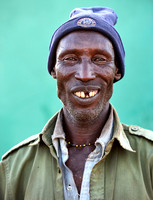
[72,92,99,105]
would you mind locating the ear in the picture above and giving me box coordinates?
[51,67,57,79]
[114,67,121,82]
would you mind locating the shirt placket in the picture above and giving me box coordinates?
[58,139,79,200]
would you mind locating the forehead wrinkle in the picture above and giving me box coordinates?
[56,31,115,59]
[58,31,110,45]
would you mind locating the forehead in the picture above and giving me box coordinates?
[56,30,114,55]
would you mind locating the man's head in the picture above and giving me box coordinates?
[48,7,124,121]
[51,30,121,121]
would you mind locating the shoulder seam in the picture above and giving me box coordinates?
[128,125,153,142]
[2,134,40,160]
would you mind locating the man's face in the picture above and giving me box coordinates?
[52,31,121,121]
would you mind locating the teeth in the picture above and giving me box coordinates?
[89,91,94,97]
[74,90,98,99]
[81,92,85,98]
[75,92,81,97]
[93,91,97,96]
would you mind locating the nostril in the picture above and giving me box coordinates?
[75,71,96,81]
[75,74,96,81]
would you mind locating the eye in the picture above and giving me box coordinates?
[62,55,78,64]
[92,56,107,64]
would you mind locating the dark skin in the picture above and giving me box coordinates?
[51,31,121,193]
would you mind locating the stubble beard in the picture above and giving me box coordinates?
[64,97,109,123]
[68,106,103,122]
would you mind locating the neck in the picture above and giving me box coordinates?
[62,103,111,145]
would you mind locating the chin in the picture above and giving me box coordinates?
[73,110,100,121]
[66,103,106,122]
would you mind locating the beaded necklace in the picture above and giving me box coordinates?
[65,139,95,147]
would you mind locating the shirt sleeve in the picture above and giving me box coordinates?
[151,156,153,190]
[0,160,9,200]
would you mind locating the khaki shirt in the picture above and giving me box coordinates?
[0,107,153,200]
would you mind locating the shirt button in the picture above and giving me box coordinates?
[131,126,139,131]
[67,185,72,191]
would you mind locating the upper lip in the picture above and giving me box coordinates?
[71,85,101,93]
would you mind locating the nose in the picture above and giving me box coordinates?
[75,60,96,82]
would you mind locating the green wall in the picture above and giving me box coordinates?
[0,0,153,158]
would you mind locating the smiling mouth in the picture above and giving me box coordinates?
[74,90,98,99]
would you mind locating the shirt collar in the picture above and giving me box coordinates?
[95,105,114,147]
[52,109,65,156]
[52,105,114,156]
[112,107,135,152]
[44,104,135,155]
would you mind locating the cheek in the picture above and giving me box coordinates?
[55,65,67,87]
[98,68,116,86]
[55,64,75,93]
[98,68,115,101]
[56,77,65,100]
[55,71,70,101]
[55,64,74,81]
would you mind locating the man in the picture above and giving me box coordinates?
[0,7,153,200]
